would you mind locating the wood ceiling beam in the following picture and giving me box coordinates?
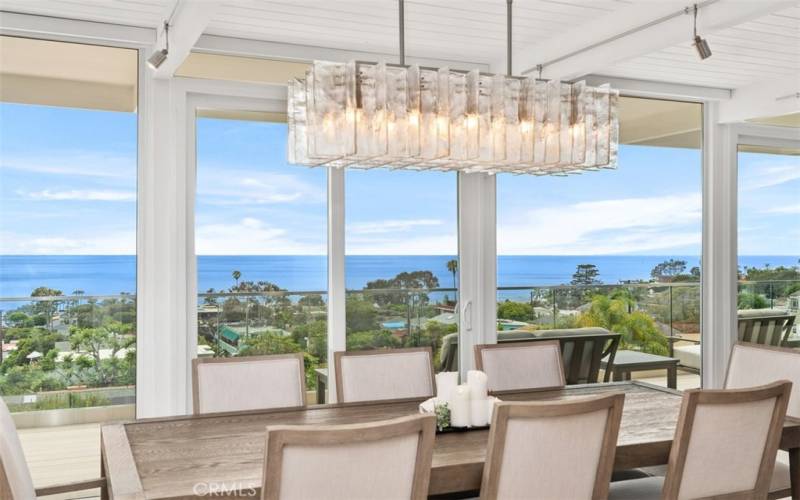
[720,74,800,123]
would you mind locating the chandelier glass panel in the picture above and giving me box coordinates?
[288,61,618,175]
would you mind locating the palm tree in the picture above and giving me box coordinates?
[232,270,241,288]
[446,259,458,290]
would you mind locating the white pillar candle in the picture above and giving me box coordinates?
[450,384,471,428]
[435,371,459,404]
[470,398,489,427]
[467,370,488,400]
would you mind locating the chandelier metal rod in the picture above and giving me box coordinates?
[507,0,513,77]
[523,0,718,76]
[398,0,405,66]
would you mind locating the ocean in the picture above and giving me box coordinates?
[1,255,798,300]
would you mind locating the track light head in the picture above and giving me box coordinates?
[147,49,168,69]
[693,35,712,60]
[691,4,711,60]
[148,21,169,70]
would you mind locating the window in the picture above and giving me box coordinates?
[497,97,703,389]
[737,144,800,345]
[344,169,458,373]
[194,113,327,394]
[0,36,137,491]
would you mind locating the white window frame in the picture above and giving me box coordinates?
[702,121,800,388]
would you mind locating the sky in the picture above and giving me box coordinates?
[0,102,798,257]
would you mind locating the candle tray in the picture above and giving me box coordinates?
[436,424,490,434]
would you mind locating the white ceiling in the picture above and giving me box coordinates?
[0,0,798,90]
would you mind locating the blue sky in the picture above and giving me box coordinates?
[1,102,798,256]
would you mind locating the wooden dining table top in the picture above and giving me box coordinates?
[101,381,800,499]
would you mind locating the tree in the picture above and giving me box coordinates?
[577,294,668,355]
[738,292,768,310]
[31,287,63,331]
[298,294,325,307]
[497,301,535,322]
[232,270,241,287]
[570,264,601,286]
[446,259,458,290]
[67,320,135,387]
[346,298,378,332]
[650,259,687,282]
[365,270,440,307]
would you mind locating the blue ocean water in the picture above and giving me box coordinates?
[1,254,798,299]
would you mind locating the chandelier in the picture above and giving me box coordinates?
[287,1,619,176]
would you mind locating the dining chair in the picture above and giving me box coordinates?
[0,398,106,499]
[474,340,566,393]
[725,342,800,499]
[609,381,792,500]
[333,347,435,403]
[262,414,436,500]
[479,393,625,500]
[192,353,306,415]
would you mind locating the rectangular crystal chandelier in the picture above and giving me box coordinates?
[288,61,619,175]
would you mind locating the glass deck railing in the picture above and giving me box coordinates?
[1,280,798,412]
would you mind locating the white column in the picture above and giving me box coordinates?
[327,167,346,402]
[457,172,497,380]
[136,68,195,417]
[701,101,737,389]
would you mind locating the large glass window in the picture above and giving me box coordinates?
[737,144,800,347]
[497,97,703,390]
[0,36,137,492]
[194,113,327,398]
[344,169,458,373]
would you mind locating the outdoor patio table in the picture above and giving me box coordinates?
[100,381,800,499]
[601,350,680,389]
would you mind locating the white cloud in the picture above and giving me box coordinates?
[0,152,135,179]
[349,219,443,235]
[498,192,702,255]
[761,203,800,215]
[740,165,800,191]
[0,230,135,255]
[197,169,324,206]
[347,233,457,255]
[23,189,136,202]
[196,218,324,255]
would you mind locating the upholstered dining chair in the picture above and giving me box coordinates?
[725,343,800,499]
[474,340,566,393]
[262,414,436,500]
[333,347,435,403]
[480,393,625,500]
[609,381,792,500]
[0,398,106,499]
[192,353,306,414]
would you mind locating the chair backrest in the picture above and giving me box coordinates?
[525,333,621,385]
[725,342,800,418]
[661,381,791,500]
[737,311,796,346]
[334,348,435,403]
[0,398,36,500]
[475,340,565,393]
[192,353,306,415]
[262,414,436,500]
[480,393,624,500]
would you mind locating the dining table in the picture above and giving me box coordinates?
[100,381,800,499]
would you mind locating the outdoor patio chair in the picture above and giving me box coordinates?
[670,309,797,373]
[609,381,792,499]
[262,414,436,500]
[479,393,624,500]
[0,398,106,499]
[192,353,306,414]
[334,347,435,403]
[474,340,566,393]
[725,343,800,499]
